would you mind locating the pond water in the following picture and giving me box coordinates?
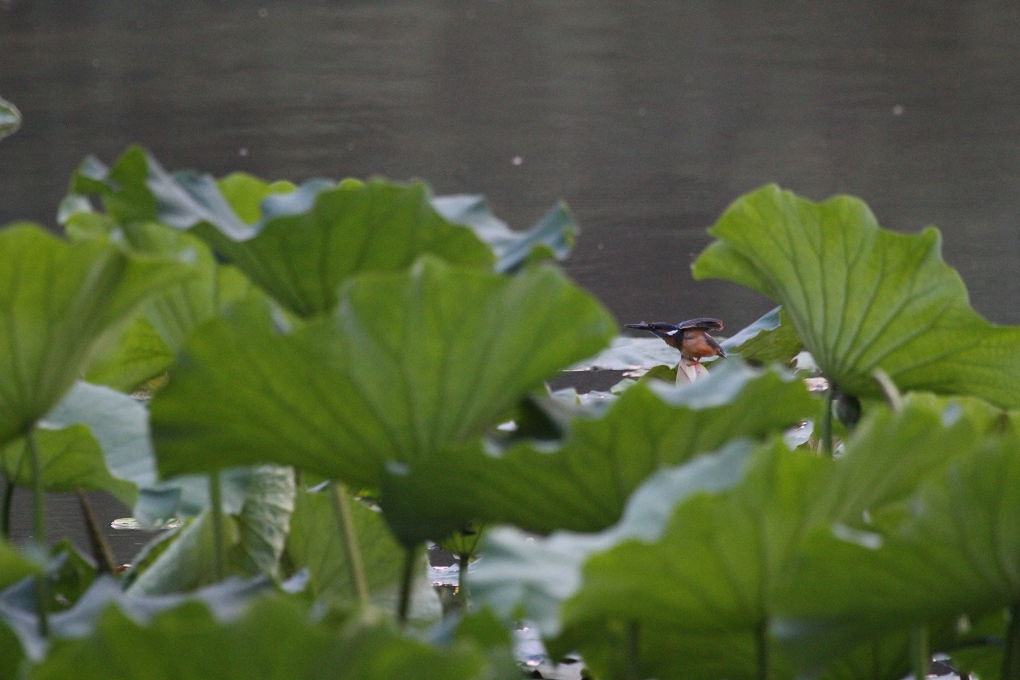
[2,0,1020,559]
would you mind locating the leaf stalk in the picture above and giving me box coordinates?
[1004,603,1020,680]
[821,384,835,457]
[27,428,49,637]
[1,477,13,540]
[328,482,370,608]
[208,471,225,582]
[398,544,417,627]
[910,625,929,680]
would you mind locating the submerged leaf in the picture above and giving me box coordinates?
[151,258,615,488]
[692,185,1020,408]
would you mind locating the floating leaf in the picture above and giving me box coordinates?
[692,185,1020,408]
[72,147,495,317]
[565,336,679,372]
[0,225,189,445]
[381,361,815,544]
[432,194,577,273]
[151,258,616,488]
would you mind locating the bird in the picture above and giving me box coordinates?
[625,318,726,364]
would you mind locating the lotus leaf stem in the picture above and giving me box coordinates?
[76,489,117,574]
[1004,603,1020,680]
[208,471,225,581]
[756,619,769,680]
[0,477,13,539]
[910,626,929,680]
[27,428,49,637]
[329,482,369,608]
[457,552,470,609]
[398,544,417,627]
[821,385,835,457]
[626,620,640,680]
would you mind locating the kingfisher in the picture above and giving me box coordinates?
[625,318,726,364]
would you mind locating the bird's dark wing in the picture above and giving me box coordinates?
[675,317,724,332]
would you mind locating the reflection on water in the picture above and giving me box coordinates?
[2,0,1020,556]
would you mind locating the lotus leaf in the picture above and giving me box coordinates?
[380,361,815,544]
[151,258,616,488]
[0,225,189,445]
[693,185,1020,408]
[71,147,496,317]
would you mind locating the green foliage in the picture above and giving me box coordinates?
[150,258,616,488]
[380,362,814,544]
[693,185,1020,408]
[0,225,189,445]
[6,151,1020,679]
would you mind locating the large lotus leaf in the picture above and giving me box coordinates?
[0,540,39,593]
[432,194,577,273]
[692,185,1020,408]
[0,96,19,141]
[470,441,756,637]
[125,466,294,596]
[286,487,440,622]
[0,381,157,504]
[814,396,984,527]
[774,431,1020,671]
[30,592,509,680]
[72,147,495,317]
[29,598,337,680]
[0,225,189,445]
[1,572,274,662]
[83,314,174,392]
[380,361,815,544]
[550,443,828,680]
[151,258,616,488]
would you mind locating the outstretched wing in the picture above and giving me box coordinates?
[675,317,724,332]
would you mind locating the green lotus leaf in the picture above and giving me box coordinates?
[721,306,803,366]
[29,591,511,680]
[72,147,496,317]
[692,185,1020,408]
[774,429,1020,672]
[552,442,827,680]
[380,361,815,544]
[0,225,189,445]
[470,441,755,637]
[0,96,20,142]
[432,194,577,273]
[83,314,174,392]
[125,466,293,595]
[151,258,615,488]
[286,487,440,622]
[0,539,39,592]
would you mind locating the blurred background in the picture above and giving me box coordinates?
[2,0,1020,555]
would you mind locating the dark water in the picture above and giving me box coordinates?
[3,0,1020,560]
